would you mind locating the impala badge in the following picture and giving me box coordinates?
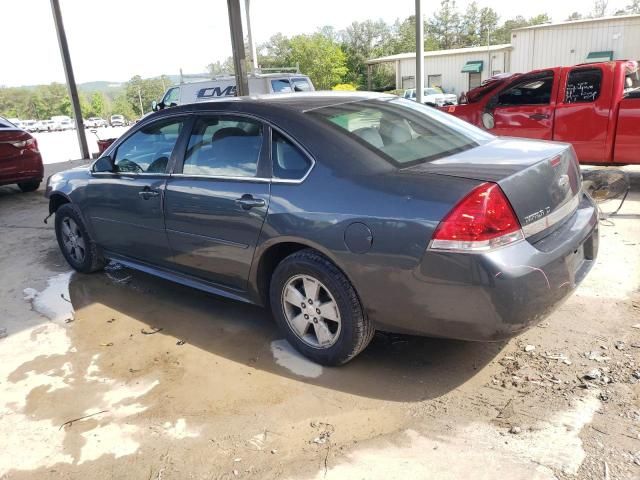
[558,175,569,189]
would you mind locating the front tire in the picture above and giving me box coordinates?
[55,204,105,273]
[18,180,41,192]
[269,249,374,366]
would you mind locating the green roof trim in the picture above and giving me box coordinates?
[586,50,613,62]
[461,60,483,73]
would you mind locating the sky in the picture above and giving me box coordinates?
[1,0,632,87]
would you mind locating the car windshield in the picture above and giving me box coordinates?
[309,97,492,167]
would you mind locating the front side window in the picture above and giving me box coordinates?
[310,97,492,167]
[565,68,602,103]
[163,87,180,105]
[624,65,640,98]
[496,72,554,106]
[182,116,263,177]
[271,79,292,93]
[113,118,184,174]
[272,130,312,180]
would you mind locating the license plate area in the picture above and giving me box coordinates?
[567,243,585,274]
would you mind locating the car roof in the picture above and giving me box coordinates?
[161,91,396,115]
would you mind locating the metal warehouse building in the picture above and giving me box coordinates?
[367,14,640,96]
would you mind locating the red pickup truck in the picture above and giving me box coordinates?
[444,60,640,165]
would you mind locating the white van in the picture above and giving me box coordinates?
[153,73,315,110]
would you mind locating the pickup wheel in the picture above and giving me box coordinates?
[55,204,105,273]
[269,249,375,366]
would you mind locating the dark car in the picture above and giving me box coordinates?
[45,92,598,365]
[0,116,44,192]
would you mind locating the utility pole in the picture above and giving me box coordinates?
[415,0,425,104]
[245,0,259,73]
[50,0,89,159]
[227,0,249,96]
[137,86,144,116]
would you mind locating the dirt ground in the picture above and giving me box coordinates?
[1,162,639,480]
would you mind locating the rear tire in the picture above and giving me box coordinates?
[18,180,41,192]
[269,249,374,366]
[55,203,105,273]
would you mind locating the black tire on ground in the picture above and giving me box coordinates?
[269,248,375,366]
[54,203,105,273]
[17,180,41,193]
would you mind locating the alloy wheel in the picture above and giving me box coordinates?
[281,274,342,349]
[61,217,86,263]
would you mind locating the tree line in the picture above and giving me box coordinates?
[2,0,639,120]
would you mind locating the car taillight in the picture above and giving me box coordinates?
[429,182,524,252]
[11,137,39,153]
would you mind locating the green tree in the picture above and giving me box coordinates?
[89,92,107,117]
[626,0,640,12]
[428,0,462,49]
[340,20,393,88]
[493,14,550,44]
[111,93,136,120]
[592,0,609,17]
[287,34,348,89]
[207,57,234,76]
[566,12,584,20]
[258,33,293,69]
[125,75,165,117]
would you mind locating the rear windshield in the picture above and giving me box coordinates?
[309,97,492,167]
[625,66,640,98]
[0,117,15,128]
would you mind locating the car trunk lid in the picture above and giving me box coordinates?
[403,137,582,237]
[0,130,29,166]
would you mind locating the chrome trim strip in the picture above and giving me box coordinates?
[170,174,271,183]
[522,194,580,238]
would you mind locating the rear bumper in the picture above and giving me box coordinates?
[0,151,44,186]
[369,193,598,340]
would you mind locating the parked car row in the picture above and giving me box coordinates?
[7,115,130,133]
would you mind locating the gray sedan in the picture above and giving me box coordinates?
[46,92,598,365]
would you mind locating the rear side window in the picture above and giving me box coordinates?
[565,68,602,103]
[182,116,263,177]
[496,72,554,106]
[272,131,312,180]
[113,118,184,173]
[271,79,292,93]
[291,78,312,92]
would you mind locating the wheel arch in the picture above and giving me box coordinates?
[250,237,357,308]
[48,192,71,214]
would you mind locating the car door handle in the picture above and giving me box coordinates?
[235,195,265,209]
[529,113,550,120]
[138,187,160,200]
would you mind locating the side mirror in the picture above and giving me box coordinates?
[152,100,158,111]
[93,155,114,173]
[482,112,495,130]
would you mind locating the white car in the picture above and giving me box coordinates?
[85,117,108,128]
[403,88,458,107]
[37,120,56,132]
[110,115,126,127]
[21,120,39,132]
[153,73,315,110]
